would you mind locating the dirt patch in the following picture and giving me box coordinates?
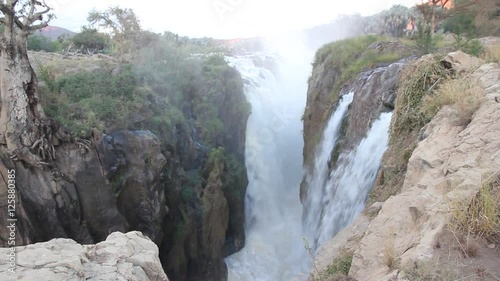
[432,228,500,281]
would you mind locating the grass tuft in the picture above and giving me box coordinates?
[422,74,483,126]
[450,175,500,243]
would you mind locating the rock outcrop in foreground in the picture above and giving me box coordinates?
[0,231,168,281]
[310,49,500,280]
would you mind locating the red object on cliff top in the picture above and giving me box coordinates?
[422,0,454,9]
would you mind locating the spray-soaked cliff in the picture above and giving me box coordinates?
[303,36,500,281]
[301,38,414,251]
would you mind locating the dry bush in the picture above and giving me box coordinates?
[381,236,398,270]
[482,45,500,63]
[463,238,480,258]
[454,233,481,258]
[422,75,484,126]
[392,55,449,135]
[451,174,500,242]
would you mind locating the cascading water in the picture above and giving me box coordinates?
[304,105,393,251]
[225,53,311,281]
[224,42,393,280]
[302,92,354,250]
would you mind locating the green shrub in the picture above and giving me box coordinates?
[312,36,405,101]
[38,66,138,135]
[182,170,201,202]
[28,35,61,52]
[342,50,402,83]
[313,35,380,68]
[58,66,136,102]
[453,35,484,57]
[206,147,226,167]
[415,26,440,55]
[325,253,353,277]
[443,12,477,36]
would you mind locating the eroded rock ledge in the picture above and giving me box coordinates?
[0,231,169,281]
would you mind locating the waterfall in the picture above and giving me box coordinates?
[304,108,392,251]
[225,53,310,281]
[224,48,392,280]
[302,93,354,250]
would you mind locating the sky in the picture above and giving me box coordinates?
[47,0,421,39]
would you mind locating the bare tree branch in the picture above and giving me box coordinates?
[23,0,37,26]
[26,21,48,32]
[27,0,50,25]
[14,17,25,30]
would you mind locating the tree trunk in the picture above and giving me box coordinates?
[431,3,437,35]
[0,18,45,166]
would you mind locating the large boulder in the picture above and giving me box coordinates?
[0,231,169,281]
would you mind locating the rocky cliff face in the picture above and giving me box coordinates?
[0,52,250,281]
[307,47,500,280]
[349,56,500,280]
[0,231,168,281]
[301,40,412,202]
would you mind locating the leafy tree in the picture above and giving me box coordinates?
[87,6,144,53]
[71,26,110,52]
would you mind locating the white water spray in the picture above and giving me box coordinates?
[302,93,354,250]
[225,53,310,281]
[304,109,393,250]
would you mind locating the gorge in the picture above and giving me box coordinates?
[1,2,500,280]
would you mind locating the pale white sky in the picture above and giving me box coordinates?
[47,0,420,39]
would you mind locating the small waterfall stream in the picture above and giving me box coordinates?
[301,93,354,250]
[304,112,392,249]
